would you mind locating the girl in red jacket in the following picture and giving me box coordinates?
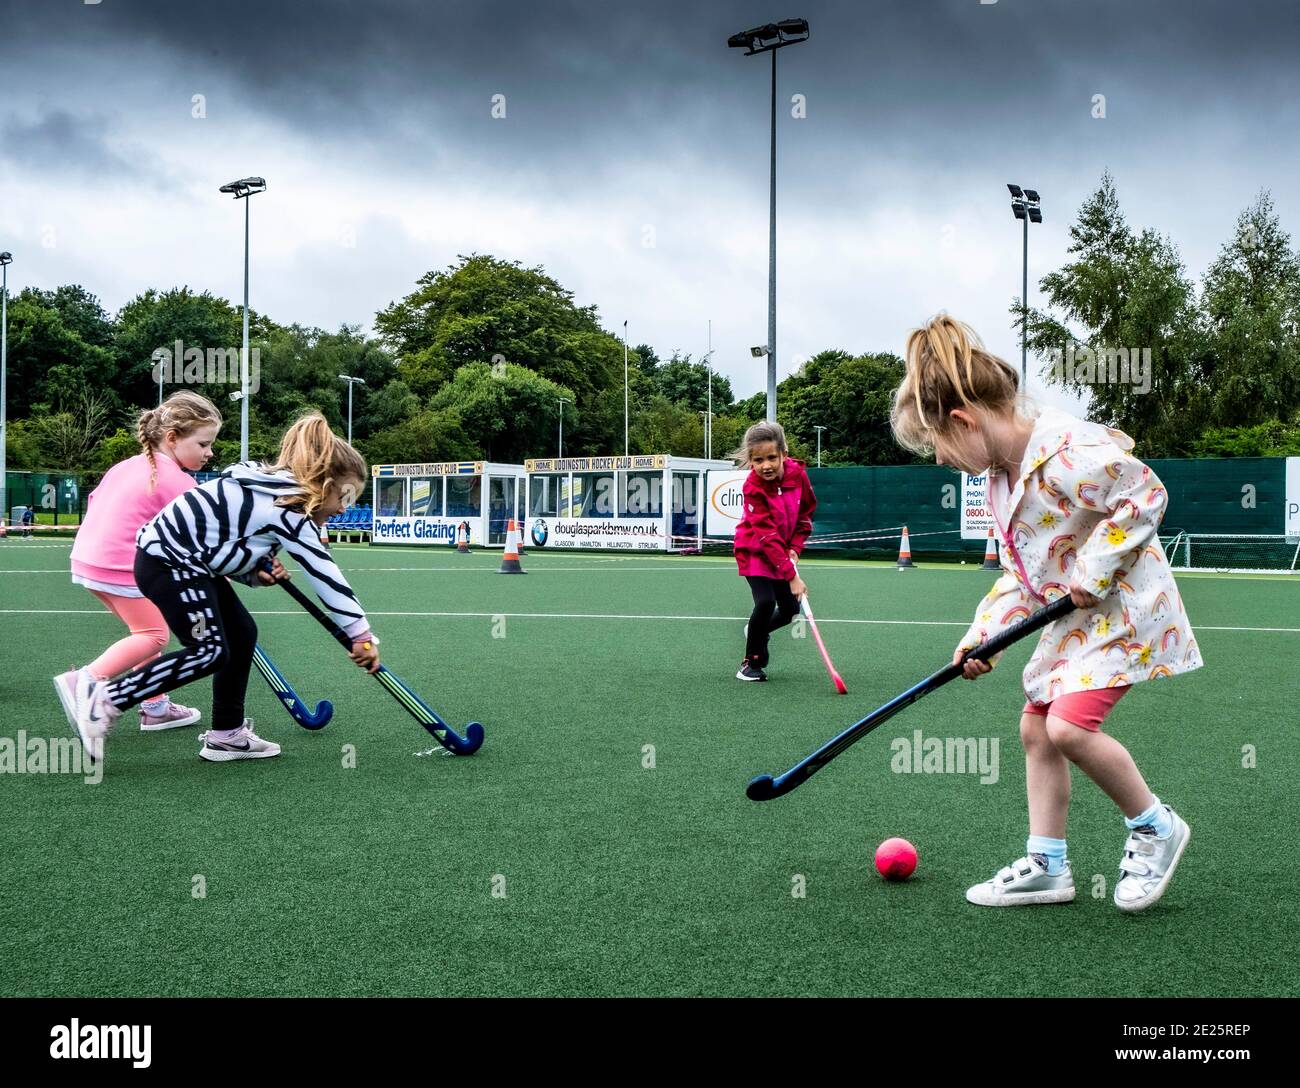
[731,421,817,681]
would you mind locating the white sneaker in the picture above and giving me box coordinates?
[139,699,202,732]
[199,720,281,762]
[53,668,80,731]
[72,668,121,765]
[1114,807,1190,913]
[966,855,1075,906]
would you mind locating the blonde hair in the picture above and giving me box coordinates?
[890,314,1021,456]
[137,392,223,492]
[263,412,368,520]
[730,420,789,467]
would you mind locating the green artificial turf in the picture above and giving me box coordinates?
[1,541,1297,996]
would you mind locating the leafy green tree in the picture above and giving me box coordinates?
[114,287,248,410]
[654,352,735,413]
[360,408,476,467]
[1199,192,1300,427]
[429,362,575,462]
[1023,173,1203,455]
[375,254,624,453]
[3,288,120,420]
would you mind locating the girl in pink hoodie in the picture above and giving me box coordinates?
[55,392,222,731]
[732,421,818,681]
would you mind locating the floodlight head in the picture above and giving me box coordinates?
[220,176,267,198]
[0,251,12,265]
[1028,207,1043,223]
[1023,189,1040,203]
[1011,202,1027,220]
[1007,183,1024,198]
[229,391,245,402]
[751,345,769,358]
[730,20,805,53]
[776,17,810,40]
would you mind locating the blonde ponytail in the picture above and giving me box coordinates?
[890,314,1021,456]
[264,412,368,519]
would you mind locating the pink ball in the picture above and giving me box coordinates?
[874,837,918,881]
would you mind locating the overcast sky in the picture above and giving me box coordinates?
[3,0,1299,409]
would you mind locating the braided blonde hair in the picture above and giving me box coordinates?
[890,314,1021,456]
[137,392,223,492]
[263,412,368,520]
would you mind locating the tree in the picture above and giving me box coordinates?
[375,254,625,453]
[1023,173,1203,455]
[29,388,116,470]
[114,287,247,410]
[430,362,576,462]
[653,352,735,413]
[3,288,120,420]
[1199,192,1300,428]
[360,408,477,467]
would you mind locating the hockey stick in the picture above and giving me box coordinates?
[268,567,484,755]
[792,561,847,694]
[251,643,333,729]
[746,595,1074,801]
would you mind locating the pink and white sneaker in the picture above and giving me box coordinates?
[199,720,281,762]
[139,699,202,732]
[72,668,123,765]
[53,668,81,731]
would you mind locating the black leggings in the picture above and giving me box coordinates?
[744,575,800,665]
[105,550,258,729]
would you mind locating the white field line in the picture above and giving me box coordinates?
[1,608,1297,634]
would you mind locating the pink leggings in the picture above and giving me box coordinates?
[86,590,171,680]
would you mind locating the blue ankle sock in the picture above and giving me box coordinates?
[1027,835,1068,876]
[1126,796,1173,838]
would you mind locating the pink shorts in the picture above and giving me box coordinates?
[1023,686,1130,732]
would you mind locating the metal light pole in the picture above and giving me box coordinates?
[219,177,266,461]
[0,252,11,527]
[698,411,710,456]
[813,424,826,467]
[623,320,629,457]
[704,320,713,460]
[338,374,367,445]
[729,19,809,423]
[1008,184,1042,389]
[558,397,572,459]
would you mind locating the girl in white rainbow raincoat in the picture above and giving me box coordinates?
[957,405,1202,697]
[891,314,1201,914]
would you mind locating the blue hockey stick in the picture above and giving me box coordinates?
[266,564,483,755]
[252,643,333,729]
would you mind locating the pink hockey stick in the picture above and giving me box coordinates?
[793,561,847,694]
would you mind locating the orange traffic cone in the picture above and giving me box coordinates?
[498,519,527,574]
[456,521,471,554]
[982,527,1000,569]
[896,525,915,569]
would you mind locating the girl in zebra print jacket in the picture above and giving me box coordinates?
[67,414,379,766]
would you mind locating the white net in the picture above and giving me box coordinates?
[1161,532,1300,574]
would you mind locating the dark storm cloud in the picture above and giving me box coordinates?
[1,110,145,181]
[9,0,1300,179]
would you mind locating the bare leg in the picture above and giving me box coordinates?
[1021,713,1070,839]
[1044,716,1155,820]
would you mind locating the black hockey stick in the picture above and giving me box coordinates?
[746,595,1075,801]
